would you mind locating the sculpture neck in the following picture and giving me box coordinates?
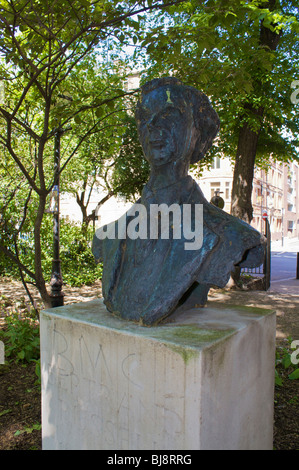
[147,159,189,193]
[142,174,193,207]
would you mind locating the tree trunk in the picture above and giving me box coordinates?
[231,107,263,224]
[231,1,282,223]
[230,114,263,285]
[230,0,282,284]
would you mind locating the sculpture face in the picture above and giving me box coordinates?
[140,106,183,167]
[137,86,194,168]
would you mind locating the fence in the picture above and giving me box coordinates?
[241,218,271,291]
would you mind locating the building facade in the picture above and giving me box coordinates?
[199,157,299,242]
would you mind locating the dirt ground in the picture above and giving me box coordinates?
[0,277,298,450]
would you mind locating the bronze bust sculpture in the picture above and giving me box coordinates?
[92,77,265,325]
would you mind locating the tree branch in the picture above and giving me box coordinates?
[4,119,41,194]
[56,89,138,134]
[0,243,36,281]
[0,106,40,141]
[52,111,127,187]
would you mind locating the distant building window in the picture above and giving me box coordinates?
[210,182,221,199]
[225,181,231,200]
[288,204,294,212]
[211,157,221,169]
[288,220,294,233]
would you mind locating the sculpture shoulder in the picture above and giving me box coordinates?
[190,180,262,242]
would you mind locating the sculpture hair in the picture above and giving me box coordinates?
[135,76,220,164]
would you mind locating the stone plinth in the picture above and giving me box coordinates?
[40,299,276,450]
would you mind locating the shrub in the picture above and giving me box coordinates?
[0,215,102,287]
[0,308,40,364]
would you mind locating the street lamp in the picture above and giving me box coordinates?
[48,93,73,308]
[49,128,64,308]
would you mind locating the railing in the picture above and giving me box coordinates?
[241,218,271,291]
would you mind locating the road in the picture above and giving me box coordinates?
[271,251,298,282]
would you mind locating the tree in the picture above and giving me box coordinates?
[58,60,129,236]
[139,0,299,222]
[230,0,298,222]
[111,110,150,201]
[0,0,184,308]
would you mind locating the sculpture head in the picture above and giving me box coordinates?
[135,77,220,169]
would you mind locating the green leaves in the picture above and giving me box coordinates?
[140,0,299,166]
[275,338,299,385]
[95,107,105,118]
[0,309,40,364]
[288,369,299,380]
[111,112,150,201]
[74,114,82,124]
[14,423,41,436]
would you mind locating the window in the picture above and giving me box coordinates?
[225,182,231,200]
[211,157,221,169]
[288,204,294,212]
[210,182,221,199]
[288,220,294,233]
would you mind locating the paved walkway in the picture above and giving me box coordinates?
[271,237,299,253]
[269,277,299,295]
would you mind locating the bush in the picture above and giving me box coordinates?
[0,215,102,287]
[59,221,103,286]
[0,306,40,364]
[0,296,41,386]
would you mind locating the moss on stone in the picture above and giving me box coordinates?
[167,345,199,364]
[146,324,235,363]
[226,305,275,316]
